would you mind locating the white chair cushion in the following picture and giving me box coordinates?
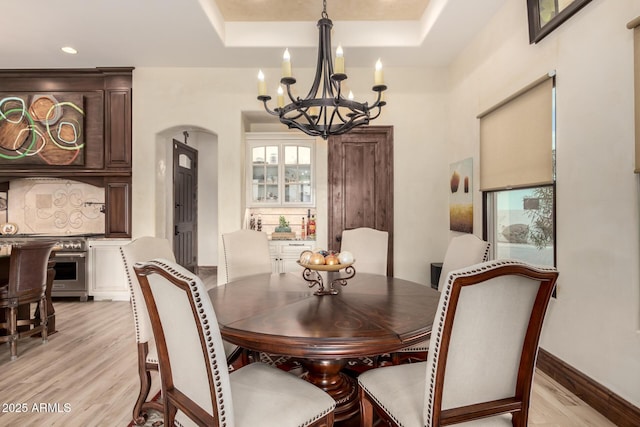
[359,362,512,427]
[359,362,426,426]
[175,363,336,427]
[231,363,335,427]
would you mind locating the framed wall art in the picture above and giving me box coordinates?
[527,0,592,44]
[0,93,85,166]
[449,157,473,233]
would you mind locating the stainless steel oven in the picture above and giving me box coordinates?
[51,250,88,301]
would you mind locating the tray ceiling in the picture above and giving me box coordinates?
[1,0,506,68]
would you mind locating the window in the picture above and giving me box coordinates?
[479,74,556,266]
[245,133,315,207]
[485,186,555,267]
[284,145,312,203]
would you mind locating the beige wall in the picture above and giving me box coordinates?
[131,65,450,286]
[448,0,640,406]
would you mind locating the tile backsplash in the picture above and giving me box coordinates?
[5,178,105,235]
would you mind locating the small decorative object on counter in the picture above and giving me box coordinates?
[301,217,306,239]
[297,249,356,296]
[0,222,18,235]
[275,215,291,232]
[308,214,316,239]
[257,214,262,232]
[272,215,295,240]
[249,213,256,230]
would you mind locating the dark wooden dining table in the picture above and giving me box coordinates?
[208,271,441,422]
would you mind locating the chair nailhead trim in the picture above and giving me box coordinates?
[149,259,229,426]
[120,248,143,342]
[423,259,556,426]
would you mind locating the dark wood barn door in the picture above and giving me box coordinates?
[328,126,394,276]
[173,140,198,272]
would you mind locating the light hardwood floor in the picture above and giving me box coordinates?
[0,299,616,427]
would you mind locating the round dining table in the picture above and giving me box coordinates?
[207,271,441,421]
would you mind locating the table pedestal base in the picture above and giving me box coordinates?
[301,359,359,422]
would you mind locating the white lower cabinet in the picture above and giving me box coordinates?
[269,240,315,273]
[87,238,130,301]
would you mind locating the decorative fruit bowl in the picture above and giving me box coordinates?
[297,259,356,296]
[296,261,354,272]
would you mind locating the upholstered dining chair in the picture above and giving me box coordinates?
[340,227,389,276]
[0,241,56,360]
[391,233,490,364]
[222,229,272,282]
[358,260,558,427]
[134,258,336,427]
[121,236,241,425]
[436,234,491,291]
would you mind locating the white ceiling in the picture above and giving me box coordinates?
[1,0,506,69]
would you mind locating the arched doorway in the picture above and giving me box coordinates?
[155,126,218,273]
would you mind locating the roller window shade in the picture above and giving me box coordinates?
[627,17,640,173]
[478,75,554,191]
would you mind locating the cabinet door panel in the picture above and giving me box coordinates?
[88,239,130,301]
[105,178,131,237]
[105,89,131,167]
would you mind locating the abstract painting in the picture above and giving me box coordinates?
[0,93,85,165]
[449,157,473,233]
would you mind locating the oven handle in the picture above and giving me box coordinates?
[54,252,86,258]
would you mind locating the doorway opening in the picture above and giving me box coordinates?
[155,127,218,273]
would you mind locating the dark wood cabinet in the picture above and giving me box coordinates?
[105,89,132,168]
[105,178,131,237]
[0,68,133,238]
[104,69,132,169]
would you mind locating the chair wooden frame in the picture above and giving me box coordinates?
[0,241,56,360]
[136,261,220,425]
[122,237,246,424]
[359,260,558,426]
[135,259,335,427]
[120,238,174,424]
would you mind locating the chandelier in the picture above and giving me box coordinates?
[257,0,387,140]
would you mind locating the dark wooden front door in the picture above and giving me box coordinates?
[328,126,394,276]
[173,140,198,272]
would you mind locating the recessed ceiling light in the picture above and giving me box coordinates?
[61,46,78,55]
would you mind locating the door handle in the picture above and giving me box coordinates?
[174,225,179,236]
[336,235,342,243]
